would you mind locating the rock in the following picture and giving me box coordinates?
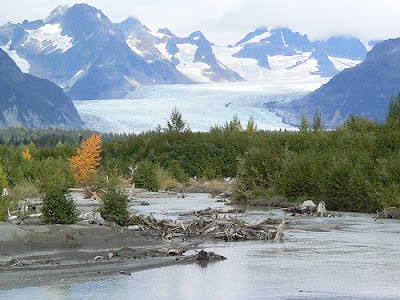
[302,200,317,212]
[196,250,226,262]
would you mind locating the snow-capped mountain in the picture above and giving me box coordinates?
[117,18,243,83]
[213,28,365,83]
[0,4,191,100]
[0,4,371,101]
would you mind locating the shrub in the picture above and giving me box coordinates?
[100,178,129,225]
[0,165,9,221]
[134,160,159,191]
[156,167,178,190]
[34,158,76,192]
[0,196,9,221]
[41,186,77,224]
[167,161,189,184]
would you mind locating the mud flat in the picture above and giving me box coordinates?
[0,192,282,290]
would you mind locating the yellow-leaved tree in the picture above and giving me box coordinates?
[21,147,33,161]
[69,134,102,183]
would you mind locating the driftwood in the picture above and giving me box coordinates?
[128,165,137,200]
[315,201,328,217]
[182,207,245,217]
[375,207,400,220]
[283,200,332,217]
[7,200,42,223]
[127,211,285,242]
[79,212,105,225]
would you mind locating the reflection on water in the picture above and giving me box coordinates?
[2,199,400,299]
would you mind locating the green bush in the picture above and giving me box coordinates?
[0,165,9,221]
[134,160,159,191]
[0,196,10,221]
[41,186,77,224]
[156,167,179,190]
[167,161,189,184]
[100,178,129,226]
[33,158,76,192]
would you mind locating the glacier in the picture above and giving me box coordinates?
[74,82,317,134]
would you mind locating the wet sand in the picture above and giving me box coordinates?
[0,190,219,290]
[0,221,209,290]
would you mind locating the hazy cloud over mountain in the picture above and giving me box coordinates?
[1,0,400,45]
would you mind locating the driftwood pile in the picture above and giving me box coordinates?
[283,200,332,217]
[182,207,245,217]
[127,208,285,242]
[375,207,400,220]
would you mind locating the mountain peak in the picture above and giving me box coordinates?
[60,4,114,39]
[117,17,149,36]
[158,28,175,37]
[45,5,69,23]
[235,27,269,46]
[313,36,367,60]
[189,30,207,41]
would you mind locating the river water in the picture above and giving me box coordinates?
[2,194,400,299]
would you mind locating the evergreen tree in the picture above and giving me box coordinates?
[387,92,400,123]
[298,115,309,133]
[225,115,243,131]
[312,110,322,133]
[166,107,186,132]
[246,116,258,132]
[42,186,77,224]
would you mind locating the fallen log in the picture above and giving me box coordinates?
[375,207,400,220]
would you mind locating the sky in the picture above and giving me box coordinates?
[1,0,400,45]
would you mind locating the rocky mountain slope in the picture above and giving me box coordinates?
[0,48,83,129]
[291,38,400,128]
[0,4,369,100]
[0,4,191,100]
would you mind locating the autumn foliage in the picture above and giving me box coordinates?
[69,134,102,183]
[21,147,33,161]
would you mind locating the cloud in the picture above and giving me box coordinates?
[1,0,400,45]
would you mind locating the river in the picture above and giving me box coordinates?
[2,194,400,299]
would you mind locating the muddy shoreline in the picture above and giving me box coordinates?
[0,190,257,290]
[0,219,225,290]
[0,190,344,291]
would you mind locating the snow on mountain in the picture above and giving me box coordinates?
[0,5,373,100]
[0,4,191,100]
[212,27,365,84]
[0,41,30,72]
[327,56,361,72]
[117,19,243,83]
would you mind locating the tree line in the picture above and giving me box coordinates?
[1,95,400,221]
